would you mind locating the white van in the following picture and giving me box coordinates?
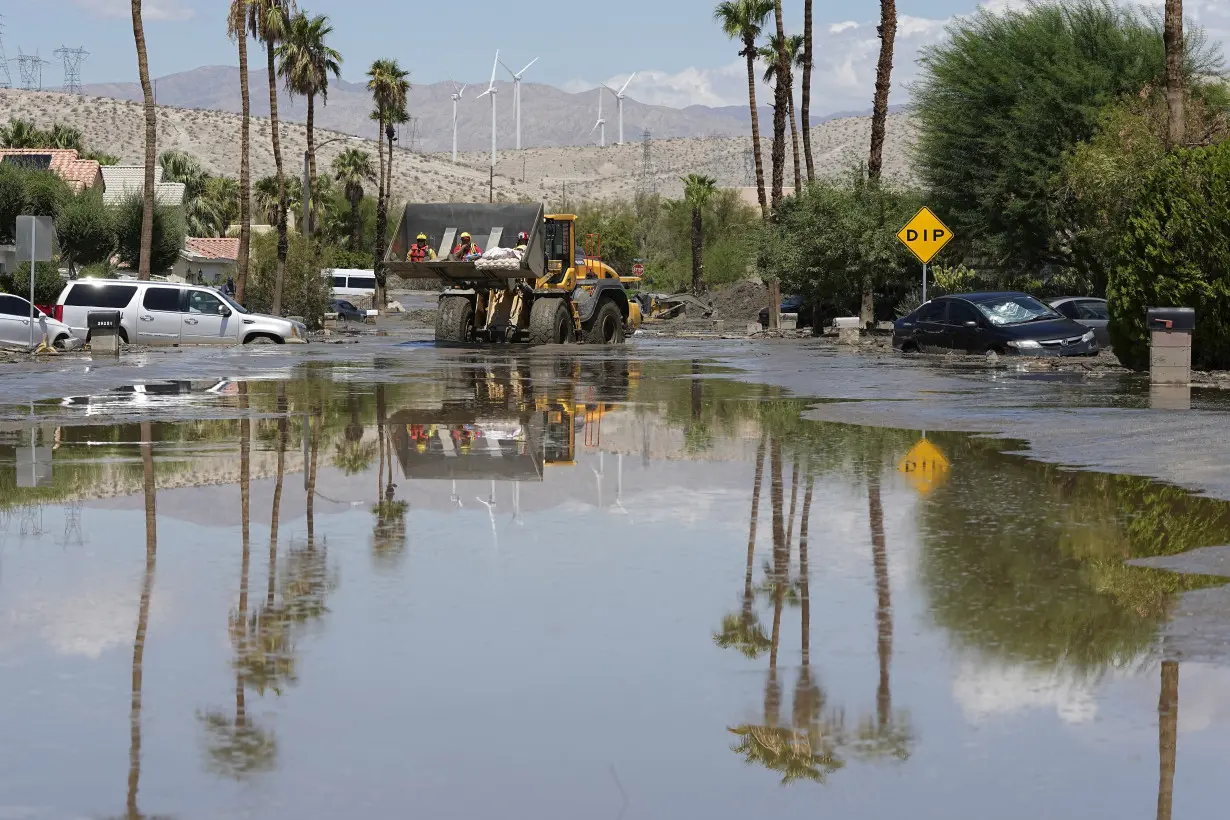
[325,268,377,299]
[54,280,308,345]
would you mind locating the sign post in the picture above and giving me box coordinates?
[896,207,953,304]
[15,215,57,352]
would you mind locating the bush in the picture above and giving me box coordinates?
[247,231,331,328]
[115,195,186,274]
[1108,141,1230,371]
[0,262,65,305]
[23,171,72,220]
[57,189,115,272]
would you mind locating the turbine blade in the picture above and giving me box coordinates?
[477,87,491,98]
[618,72,636,96]
[489,51,499,87]
[519,57,539,75]
[499,59,516,78]
[460,83,467,96]
[590,119,601,134]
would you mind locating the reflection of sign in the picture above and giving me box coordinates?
[897,438,949,496]
[896,207,953,265]
[632,262,645,277]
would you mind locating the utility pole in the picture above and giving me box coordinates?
[0,16,13,90]
[54,46,88,94]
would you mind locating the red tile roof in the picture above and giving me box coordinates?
[183,237,240,261]
[0,148,101,192]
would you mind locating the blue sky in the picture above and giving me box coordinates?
[6,0,1228,112]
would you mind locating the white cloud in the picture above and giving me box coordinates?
[71,0,195,22]
[952,659,1101,725]
[829,21,859,34]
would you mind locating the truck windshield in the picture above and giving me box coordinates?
[216,290,251,315]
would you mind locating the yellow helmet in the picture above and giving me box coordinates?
[460,231,471,240]
[417,232,427,241]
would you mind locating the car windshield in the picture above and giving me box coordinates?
[215,290,251,315]
[975,295,1058,326]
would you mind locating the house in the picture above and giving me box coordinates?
[173,237,239,285]
[100,165,186,207]
[0,148,103,192]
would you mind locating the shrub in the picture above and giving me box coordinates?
[0,163,27,244]
[22,171,72,220]
[0,262,65,306]
[57,189,115,273]
[1107,141,1230,371]
[247,231,331,328]
[114,196,187,274]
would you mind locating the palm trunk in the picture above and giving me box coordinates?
[131,0,156,280]
[802,0,815,183]
[861,273,875,328]
[690,206,704,294]
[744,434,767,621]
[770,0,788,209]
[129,420,157,817]
[380,127,396,310]
[267,42,288,315]
[768,438,786,669]
[868,471,892,729]
[785,459,799,553]
[868,0,898,181]
[236,386,252,730]
[306,405,321,545]
[768,278,781,331]
[349,194,361,251]
[1157,661,1179,820]
[306,91,316,236]
[744,44,768,218]
[373,116,388,311]
[1164,0,1185,150]
[799,473,814,664]
[268,384,287,609]
[788,92,802,193]
[236,4,252,302]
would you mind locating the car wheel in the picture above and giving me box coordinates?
[985,348,1001,365]
[53,334,70,350]
[246,335,277,345]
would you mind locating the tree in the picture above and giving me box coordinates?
[116,195,187,275]
[160,149,228,237]
[366,58,410,309]
[1164,0,1185,149]
[913,0,1221,276]
[131,0,157,280]
[714,0,774,217]
[332,148,376,251]
[801,0,815,183]
[0,118,47,148]
[278,11,342,238]
[868,0,897,182]
[760,34,804,193]
[255,174,302,227]
[46,123,84,151]
[682,174,717,295]
[769,0,789,209]
[229,0,253,302]
[125,421,158,819]
[22,170,72,219]
[249,0,296,314]
[57,188,115,273]
[1157,661,1178,820]
[0,164,24,244]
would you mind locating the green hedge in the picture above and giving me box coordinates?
[1108,141,1230,371]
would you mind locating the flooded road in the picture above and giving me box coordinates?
[2,348,1229,819]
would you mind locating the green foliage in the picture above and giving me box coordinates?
[78,261,119,279]
[0,262,65,306]
[0,118,49,148]
[56,188,115,272]
[573,199,640,276]
[1107,140,1230,371]
[22,171,72,220]
[114,195,187,274]
[160,149,238,237]
[760,174,922,316]
[329,247,372,270]
[0,163,25,244]
[913,0,1223,276]
[247,230,332,327]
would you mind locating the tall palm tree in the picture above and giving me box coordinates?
[332,148,375,251]
[714,0,773,218]
[48,123,85,150]
[126,421,158,818]
[682,174,717,295]
[801,0,815,183]
[0,118,47,148]
[1164,0,1185,149]
[255,174,302,226]
[769,0,789,209]
[1157,661,1179,820]
[367,58,410,309]
[228,0,252,302]
[867,0,897,181]
[715,434,771,658]
[760,34,804,193]
[250,0,295,314]
[277,11,342,237]
[130,0,156,280]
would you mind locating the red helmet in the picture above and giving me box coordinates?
[517,231,529,243]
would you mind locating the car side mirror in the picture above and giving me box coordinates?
[964,320,978,328]
[220,307,232,318]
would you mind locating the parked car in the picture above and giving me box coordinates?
[893,292,1098,359]
[758,294,813,327]
[1047,296,1110,346]
[0,293,74,349]
[324,268,377,299]
[54,280,308,345]
[330,299,366,323]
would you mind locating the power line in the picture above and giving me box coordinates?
[14,49,50,91]
[54,46,88,94]
[0,16,12,89]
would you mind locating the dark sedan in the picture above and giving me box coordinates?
[1047,296,1110,346]
[894,292,1098,359]
[758,294,812,328]
[331,299,365,323]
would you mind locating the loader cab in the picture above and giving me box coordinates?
[542,215,576,286]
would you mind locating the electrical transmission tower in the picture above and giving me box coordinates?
[15,50,50,91]
[0,16,13,89]
[638,129,656,195]
[54,46,88,94]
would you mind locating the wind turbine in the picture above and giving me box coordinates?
[449,80,467,164]
[601,73,637,145]
[589,86,607,148]
[476,50,499,168]
[499,56,538,150]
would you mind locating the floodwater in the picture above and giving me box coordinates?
[2,348,1230,819]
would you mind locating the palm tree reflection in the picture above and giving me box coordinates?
[714,434,771,658]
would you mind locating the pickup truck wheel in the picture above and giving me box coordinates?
[528,298,572,344]
[584,299,624,345]
[436,295,475,343]
[245,335,277,345]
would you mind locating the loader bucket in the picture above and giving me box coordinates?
[388,409,546,481]
[385,203,546,284]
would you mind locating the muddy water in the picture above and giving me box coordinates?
[2,351,1229,819]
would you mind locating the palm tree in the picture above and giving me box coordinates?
[714,0,773,218]
[125,421,158,818]
[714,434,771,658]
[769,0,789,209]
[868,0,897,181]
[760,34,804,193]
[228,0,253,301]
[1164,0,1185,149]
[159,150,227,236]
[367,58,410,309]
[0,118,47,148]
[1157,661,1179,820]
[682,174,717,295]
[332,148,375,250]
[277,11,342,237]
[130,0,156,280]
[801,0,815,183]
[48,123,84,150]
[205,175,241,232]
[255,174,302,226]
[249,0,295,314]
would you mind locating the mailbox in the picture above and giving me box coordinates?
[1147,307,1195,333]
[88,310,122,355]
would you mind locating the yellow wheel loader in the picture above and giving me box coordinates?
[385,204,643,344]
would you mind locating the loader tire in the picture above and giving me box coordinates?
[528,298,573,345]
[584,299,625,345]
[435,295,475,343]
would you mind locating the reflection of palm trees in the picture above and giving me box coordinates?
[372,384,408,565]
[715,434,770,658]
[1157,660,1178,820]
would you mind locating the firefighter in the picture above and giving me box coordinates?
[407,233,436,262]
[514,231,529,252]
[451,231,482,260]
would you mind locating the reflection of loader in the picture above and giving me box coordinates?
[388,355,638,481]
[385,204,642,344]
